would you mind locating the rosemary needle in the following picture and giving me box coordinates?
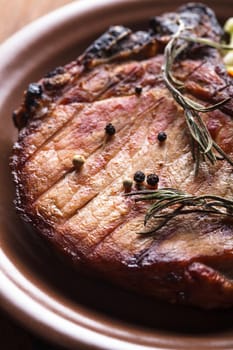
[125,188,233,235]
[179,35,233,51]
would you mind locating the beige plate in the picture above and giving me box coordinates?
[0,0,233,349]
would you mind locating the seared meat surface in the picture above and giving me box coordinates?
[11,3,233,308]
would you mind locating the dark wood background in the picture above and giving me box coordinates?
[0,2,76,348]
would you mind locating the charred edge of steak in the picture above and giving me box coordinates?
[12,3,226,131]
[82,3,224,68]
[178,2,223,37]
[81,26,132,65]
[150,2,224,62]
[12,82,50,130]
[80,26,157,69]
[150,2,223,39]
[12,83,43,129]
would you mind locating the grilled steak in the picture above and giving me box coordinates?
[11,3,233,309]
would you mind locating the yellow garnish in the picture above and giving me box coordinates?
[227,66,233,77]
[224,18,233,39]
[223,17,233,75]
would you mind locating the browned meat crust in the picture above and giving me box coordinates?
[11,3,233,309]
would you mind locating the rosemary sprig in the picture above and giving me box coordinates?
[179,35,233,51]
[162,19,233,175]
[126,188,233,235]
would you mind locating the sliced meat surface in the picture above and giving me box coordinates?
[11,3,233,308]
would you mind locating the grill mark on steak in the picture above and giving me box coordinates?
[99,57,165,100]
[58,55,164,106]
[173,60,207,84]
[60,179,147,257]
[12,105,80,168]
[85,205,160,267]
[82,209,144,259]
[97,64,144,99]
[21,105,84,165]
[61,63,143,104]
[87,211,154,265]
[23,94,150,201]
[176,56,233,116]
[35,94,179,225]
[11,3,233,308]
[14,57,163,166]
[43,94,160,203]
[34,97,155,220]
[60,103,188,254]
[58,100,158,223]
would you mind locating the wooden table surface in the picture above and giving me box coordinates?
[0,0,74,43]
[0,1,75,348]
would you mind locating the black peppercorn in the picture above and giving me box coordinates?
[157,131,167,142]
[105,123,116,136]
[135,86,142,95]
[133,171,145,183]
[25,83,42,108]
[146,173,159,186]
